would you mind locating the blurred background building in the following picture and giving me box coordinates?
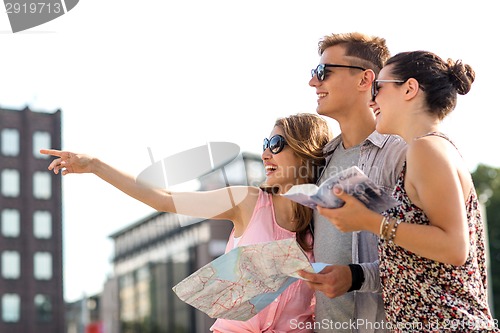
[0,107,64,333]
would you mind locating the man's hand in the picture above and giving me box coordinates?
[298,265,352,298]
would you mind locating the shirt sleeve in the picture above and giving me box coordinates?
[358,260,382,293]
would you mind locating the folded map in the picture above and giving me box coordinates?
[282,166,399,213]
[172,238,315,321]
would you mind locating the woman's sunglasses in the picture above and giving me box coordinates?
[263,135,287,154]
[311,63,366,82]
[371,79,406,102]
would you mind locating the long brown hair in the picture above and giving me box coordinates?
[261,113,332,250]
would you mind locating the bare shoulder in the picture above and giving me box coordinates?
[407,135,458,168]
[226,186,261,212]
[403,138,454,208]
[226,186,261,232]
[228,186,260,199]
[406,138,447,178]
[407,136,472,198]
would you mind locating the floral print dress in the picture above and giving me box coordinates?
[379,133,498,332]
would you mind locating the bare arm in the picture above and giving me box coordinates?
[40,149,254,228]
[393,138,469,265]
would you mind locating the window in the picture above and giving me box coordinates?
[2,294,20,322]
[34,252,52,280]
[34,294,52,322]
[1,251,20,279]
[1,169,20,197]
[1,129,19,156]
[33,172,51,199]
[1,209,20,238]
[33,132,51,159]
[33,211,52,239]
[136,266,151,319]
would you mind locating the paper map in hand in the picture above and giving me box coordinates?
[172,238,314,321]
[282,166,399,213]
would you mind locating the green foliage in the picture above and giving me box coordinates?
[120,319,188,333]
[472,164,500,319]
[121,318,168,333]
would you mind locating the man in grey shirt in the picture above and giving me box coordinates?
[299,33,406,333]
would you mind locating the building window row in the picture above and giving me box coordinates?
[1,209,52,239]
[1,251,53,280]
[1,293,52,322]
[0,169,52,199]
[1,129,51,158]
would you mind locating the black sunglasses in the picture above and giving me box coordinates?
[371,79,406,102]
[311,63,366,81]
[263,135,287,154]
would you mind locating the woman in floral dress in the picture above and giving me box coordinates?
[317,50,498,332]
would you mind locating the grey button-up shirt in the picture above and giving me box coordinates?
[316,131,406,333]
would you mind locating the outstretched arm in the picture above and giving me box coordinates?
[40,149,252,226]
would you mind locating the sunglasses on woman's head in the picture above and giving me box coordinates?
[311,63,366,82]
[263,135,287,154]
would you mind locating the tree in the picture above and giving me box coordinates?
[472,164,500,319]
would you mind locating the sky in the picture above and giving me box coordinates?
[1,0,499,302]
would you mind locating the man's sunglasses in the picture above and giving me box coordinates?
[263,135,287,154]
[311,63,366,81]
[371,79,406,102]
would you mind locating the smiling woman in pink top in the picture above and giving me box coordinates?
[41,113,332,332]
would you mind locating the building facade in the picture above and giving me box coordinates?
[0,107,64,332]
[66,294,102,333]
[102,153,265,333]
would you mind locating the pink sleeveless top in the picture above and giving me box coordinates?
[210,190,315,333]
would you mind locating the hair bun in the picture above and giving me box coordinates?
[447,59,475,95]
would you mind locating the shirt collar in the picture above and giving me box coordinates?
[365,130,389,148]
[323,130,388,155]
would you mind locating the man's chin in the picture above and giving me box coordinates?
[316,108,332,117]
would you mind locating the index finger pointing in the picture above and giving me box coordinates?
[39,149,63,157]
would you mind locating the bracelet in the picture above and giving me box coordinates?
[347,264,365,292]
[380,216,390,239]
[379,216,386,236]
[387,219,402,244]
[383,218,395,240]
